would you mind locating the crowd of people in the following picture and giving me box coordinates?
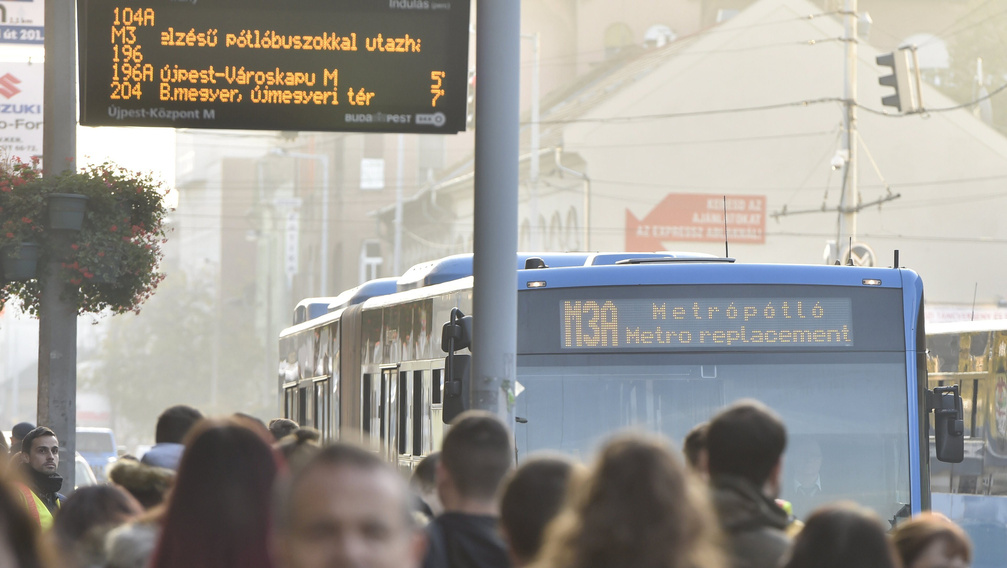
[0,400,976,568]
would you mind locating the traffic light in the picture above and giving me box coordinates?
[466,69,476,128]
[876,47,920,113]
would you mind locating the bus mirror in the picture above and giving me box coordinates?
[441,309,473,353]
[931,385,964,463]
[443,354,471,423]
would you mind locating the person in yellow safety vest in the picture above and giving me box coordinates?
[14,426,66,529]
[775,498,805,537]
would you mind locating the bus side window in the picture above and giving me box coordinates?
[298,386,309,427]
[362,374,372,435]
[398,371,409,456]
[413,371,424,456]
[433,369,442,404]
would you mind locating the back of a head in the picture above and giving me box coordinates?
[150,420,278,568]
[892,512,972,568]
[411,452,439,493]
[11,421,35,453]
[275,427,321,472]
[154,405,203,444]
[782,502,900,568]
[499,455,581,564]
[108,458,174,510]
[683,422,708,472]
[706,400,786,486]
[52,485,143,551]
[543,433,721,568]
[268,418,299,442]
[441,411,513,502]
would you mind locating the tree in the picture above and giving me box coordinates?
[81,269,268,449]
[938,0,1007,134]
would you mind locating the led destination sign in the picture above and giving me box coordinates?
[77,0,470,133]
[561,297,854,350]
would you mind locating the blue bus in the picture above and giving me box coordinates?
[279,253,961,527]
[927,321,1007,567]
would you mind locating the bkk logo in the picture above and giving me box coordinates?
[0,73,22,99]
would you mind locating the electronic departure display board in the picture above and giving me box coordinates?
[77,0,471,133]
[561,297,855,350]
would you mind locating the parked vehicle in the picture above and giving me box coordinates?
[72,452,99,493]
[76,427,118,482]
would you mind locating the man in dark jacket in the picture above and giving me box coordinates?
[422,411,512,568]
[15,426,67,529]
[141,404,203,471]
[706,400,791,568]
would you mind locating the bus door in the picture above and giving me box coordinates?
[313,378,331,442]
[380,366,398,462]
[394,361,442,473]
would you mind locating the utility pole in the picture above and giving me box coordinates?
[471,0,519,425]
[38,0,77,489]
[836,0,858,262]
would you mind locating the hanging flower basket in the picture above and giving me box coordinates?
[48,193,89,231]
[2,241,39,281]
[0,156,171,316]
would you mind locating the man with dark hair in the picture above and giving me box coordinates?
[141,405,203,471]
[15,426,66,529]
[499,455,581,567]
[272,443,425,568]
[9,421,35,456]
[706,400,790,568]
[423,410,513,568]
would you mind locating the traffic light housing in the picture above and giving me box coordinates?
[876,47,920,113]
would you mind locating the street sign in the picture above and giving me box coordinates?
[0,0,45,45]
[0,62,43,163]
[77,0,470,133]
[844,242,876,267]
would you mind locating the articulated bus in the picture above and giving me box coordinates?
[280,253,961,530]
[927,321,1007,567]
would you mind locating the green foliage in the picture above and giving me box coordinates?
[0,157,170,315]
[81,271,269,448]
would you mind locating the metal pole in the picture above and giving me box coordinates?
[472,0,519,426]
[38,0,77,490]
[837,0,858,261]
[394,134,404,274]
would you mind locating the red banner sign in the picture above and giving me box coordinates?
[626,193,766,250]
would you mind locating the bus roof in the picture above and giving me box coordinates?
[518,262,912,289]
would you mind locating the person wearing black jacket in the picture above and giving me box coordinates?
[423,411,512,568]
[14,426,67,529]
[706,400,791,568]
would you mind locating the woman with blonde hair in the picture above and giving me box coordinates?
[533,432,723,568]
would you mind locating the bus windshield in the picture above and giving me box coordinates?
[514,352,911,524]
